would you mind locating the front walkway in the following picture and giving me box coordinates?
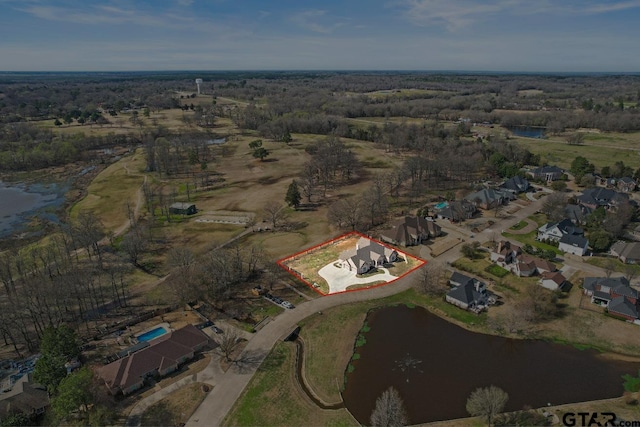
[318,262,397,293]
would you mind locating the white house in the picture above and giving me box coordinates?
[558,234,589,256]
[540,271,567,291]
[339,237,398,274]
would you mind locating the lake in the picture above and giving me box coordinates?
[508,126,546,138]
[0,181,67,237]
[342,305,640,424]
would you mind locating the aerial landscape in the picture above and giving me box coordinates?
[2,1,640,427]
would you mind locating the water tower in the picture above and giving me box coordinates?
[195,78,203,95]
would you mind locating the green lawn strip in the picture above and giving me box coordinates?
[485,264,510,278]
[509,221,528,230]
[223,342,356,427]
[585,258,640,276]
[502,230,561,255]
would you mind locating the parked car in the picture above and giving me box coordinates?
[210,325,224,334]
[281,301,294,309]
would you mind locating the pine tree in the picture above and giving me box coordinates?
[285,180,301,209]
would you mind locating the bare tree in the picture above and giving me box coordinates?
[603,258,617,278]
[418,263,446,296]
[262,201,288,230]
[215,327,243,362]
[466,385,509,426]
[624,264,639,283]
[541,192,568,222]
[370,387,408,427]
[327,197,364,231]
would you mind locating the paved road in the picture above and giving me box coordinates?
[184,193,560,427]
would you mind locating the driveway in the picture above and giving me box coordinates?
[318,262,397,293]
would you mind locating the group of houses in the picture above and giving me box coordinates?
[490,240,568,290]
[583,276,640,321]
[434,175,532,222]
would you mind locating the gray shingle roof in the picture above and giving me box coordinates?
[609,296,639,319]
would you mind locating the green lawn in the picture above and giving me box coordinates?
[502,230,561,255]
[223,343,356,427]
[509,221,528,231]
[585,257,640,276]
[485,264,510,278]
[452,255,539,289]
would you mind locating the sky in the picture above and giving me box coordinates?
[1,0,639,72]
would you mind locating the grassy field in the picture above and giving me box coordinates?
[141,382,209,427]
[513,133,640,170]
[585,257,640,276]
[223,342,357,427]
[71,148,147,230]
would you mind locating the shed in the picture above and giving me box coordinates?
[169,202,197,215]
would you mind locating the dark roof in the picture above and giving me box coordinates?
[609,296,639,319]
[556,218,583,236]
[542,271,567,286]
[116,342,150,359]
[578,187,628,207]
[559,234,588,248]
[380,216,439,244]
[501,176,530,193]
[530,165,563,175]
[565,204,592,223]
[0,374,49,418]
[98,324,211,393]
[449,272,474,287]
[447,282,486,305]
[619,177,636,184]
[583,277,638,300]
[465,188,514,205]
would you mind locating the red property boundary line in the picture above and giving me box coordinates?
[276,231,427,297]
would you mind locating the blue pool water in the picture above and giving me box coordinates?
[434,202,448,209]
[137,327,168,342]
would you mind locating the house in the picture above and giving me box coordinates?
[501,176,530,194]
[582,276,639,320]
[540,271,567,291]
[0,374,49,421]
[491,241,557,277]
[339,237,398,274]
[537,218,584,242]
[446,273,490,311]
[577,187,629,210]
[558,234,589,256]
[610,241,640,264]
[379,216,441,247]
[514,254,557,277]
[169,202,197,215]
[98,324,211,396]
[434,200,477,222]
[565,204,593,225]
[618,177,637,193]
[464,188,514,210]
[490,240,521,264]
[528,165,564,182]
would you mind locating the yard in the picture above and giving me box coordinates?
[502,229,562,255]
[141,382,210,427]
[452,254,541,289]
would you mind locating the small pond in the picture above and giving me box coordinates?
[507,126,546,138]
[342,305,640,424]
[0,181,67,237]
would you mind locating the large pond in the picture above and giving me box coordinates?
[507,126,546,138]
[0,181,67,237]
[342,305,640,424]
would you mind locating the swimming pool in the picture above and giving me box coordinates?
[434,201,448,209]
[137,326,168,342]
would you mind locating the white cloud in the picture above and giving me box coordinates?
[398,0,640,31]
[290,9,343,34]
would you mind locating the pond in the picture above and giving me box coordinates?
[342,305,640,425]
[507,126,546,138]
[0,181,67,237]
